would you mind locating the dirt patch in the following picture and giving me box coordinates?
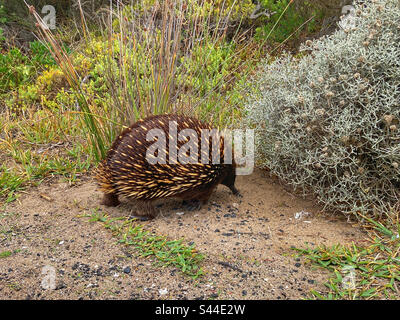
[0,169,366,300]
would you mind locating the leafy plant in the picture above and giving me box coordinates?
[29,40,56,66]
[0,48,32,93]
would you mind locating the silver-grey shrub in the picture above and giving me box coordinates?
[246,0,400,218]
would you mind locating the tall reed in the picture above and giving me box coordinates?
[25,0,296,161]
[24,2,107,161]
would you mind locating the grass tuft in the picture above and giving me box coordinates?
[82,209,205,279]
[294,214,400,300]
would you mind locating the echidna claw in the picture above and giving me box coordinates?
[181,199,202,211]
[231,187,242,197]
[128,215,153,221]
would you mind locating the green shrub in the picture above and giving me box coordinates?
[29,41,56,67]
[0,48,32,94]
[246,0,400,218]
[256,0,302,42]
[254,0,339,43]
[177,41,239,95]
[36,67,66,94]
[0,40,57,108]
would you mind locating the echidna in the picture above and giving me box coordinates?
[95,114,240,218]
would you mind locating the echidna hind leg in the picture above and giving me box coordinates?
[101,192,120,207]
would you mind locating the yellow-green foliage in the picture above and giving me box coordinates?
[2,35,115,112]
[177,41,240,95]
[216,0,255,20]
[9,67,70,110]
[36,68,66,94]
[72,52,94,75]
[188,0,256,21]
[118,0,256,27]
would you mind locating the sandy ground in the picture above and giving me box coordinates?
[0,169,366,300]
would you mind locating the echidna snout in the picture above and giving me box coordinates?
[95,114,240,219]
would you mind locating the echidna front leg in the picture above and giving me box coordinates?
[230,186,242,197]
[101,192,120,207]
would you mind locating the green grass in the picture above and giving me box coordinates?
[0,107,92,205]
[294,215,400,300]
[0,140,91,205]
[255,0,326,43]
[82,209,205,279]
[0,165,27,203]
[0,250,13,258]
